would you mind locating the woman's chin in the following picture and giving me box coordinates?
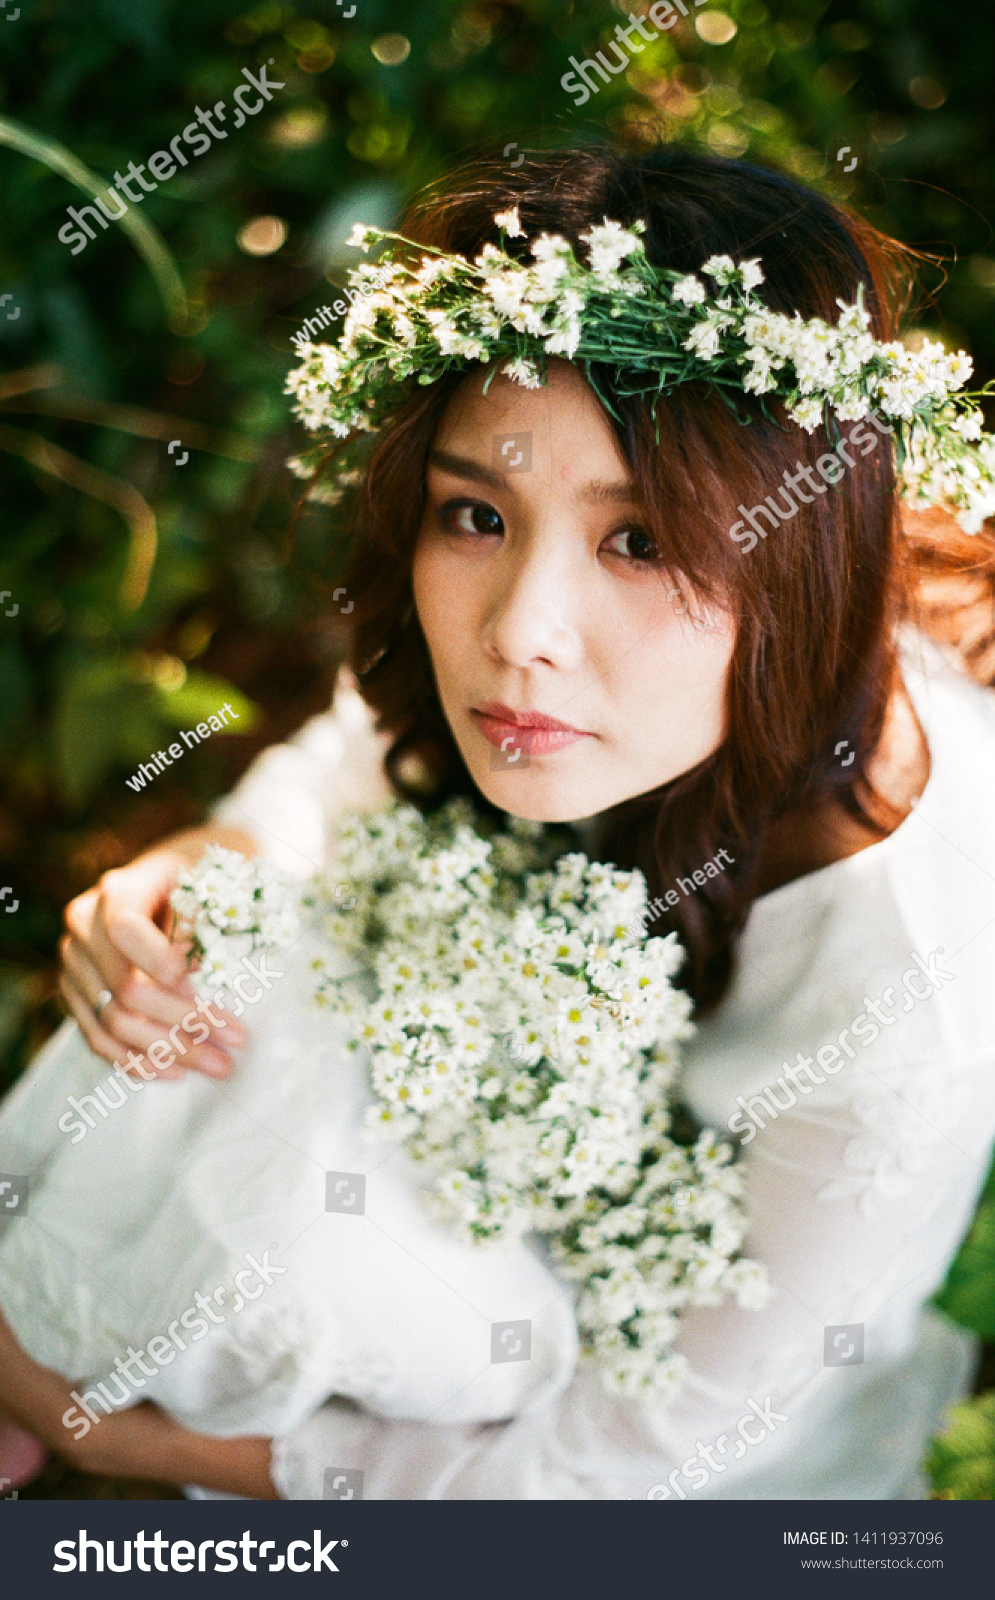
[471,765,609,824]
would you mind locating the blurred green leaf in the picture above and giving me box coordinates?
[51,655,258,807]
[934,1163,995,1339]
[154,670,259,731]
[926,1392,995,1500]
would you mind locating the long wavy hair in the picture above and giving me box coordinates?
[333,144,995,1012]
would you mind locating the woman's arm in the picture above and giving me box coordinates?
[58,672,390,1082]
[0,1308,279,1497]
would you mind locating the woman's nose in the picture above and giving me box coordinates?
[481,543,584,672]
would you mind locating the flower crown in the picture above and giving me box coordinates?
[286,206,995,533]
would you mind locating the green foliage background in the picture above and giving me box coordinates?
[0,0,993,1495]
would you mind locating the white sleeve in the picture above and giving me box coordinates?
[269,1039,992,1500]
[210,671,392,877]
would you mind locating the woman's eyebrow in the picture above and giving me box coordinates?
[577,479,640,505]
[429,450,639,506]
[429,450,507,489]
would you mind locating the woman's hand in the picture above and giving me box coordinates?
[59,824,260,1080]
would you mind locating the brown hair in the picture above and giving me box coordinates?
[337,145,995,1012]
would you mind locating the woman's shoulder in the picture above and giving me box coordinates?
[898,630,995,858]
[741,633,995,1068]
[211,669,393,876]
[293,669,393,796]
[902,627,995,738]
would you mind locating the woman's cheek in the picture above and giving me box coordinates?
[414,535,468,672]
[412,534,444,642]
[416,531,483,624]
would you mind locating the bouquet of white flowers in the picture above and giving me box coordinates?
[172,799,767,1400]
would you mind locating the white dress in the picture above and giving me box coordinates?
[1,633,993,1500]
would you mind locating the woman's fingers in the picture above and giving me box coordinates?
[60,856,248,1079]
[57,972,145,1072]
[62,937,183,1053]
[64,882,149,1009]
[62,883,99,951]
[93,864,251,1056]
[58,936,114,1017]
[65,928,237,1041]
[95,856,195,989]
[58,966,238,1081]
[86,895,248,1064]
[57,970,183,1079]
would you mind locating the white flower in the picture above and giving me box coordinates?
[946,350,973,387]
[702,253,737,284]
[424,308,485,360]
[742,309,796,358]
[791,319,836,394]
[833,391,871,422]
[723,1258,770,1310]
[835,298,871,334]
[544,325,581,359]
[742,357,777,395]
[483,268,529,321]
[503,355,542,388]
[788,396,826,432]
[320,346,344,383]
[171,848,299,998]
[530,255,569,295]
[684,321,723,360]
[345,222,377,252]
[580,219,643,281]
[953,408,984,442]
[415,254,449,285]
[494,206,524,238]
[340,294,379,353]
[531,232,573,264]
[671,274,706,306]
[287,214,995,536]
[306,799,763,1387]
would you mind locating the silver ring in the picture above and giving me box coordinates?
[95,988,113,1019]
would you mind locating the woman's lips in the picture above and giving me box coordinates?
[471,702,593,756]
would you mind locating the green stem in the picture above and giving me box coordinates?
[0,114,188,329]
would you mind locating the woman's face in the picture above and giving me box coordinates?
[412,360,735,822]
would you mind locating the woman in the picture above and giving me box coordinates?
[2,145,995,1500]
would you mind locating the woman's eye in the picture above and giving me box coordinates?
[603,525,660,563]
[438,499,504,537]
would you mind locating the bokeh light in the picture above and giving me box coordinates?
[236,215,289,256]
[697,12,738,46]
[371,33,411,67]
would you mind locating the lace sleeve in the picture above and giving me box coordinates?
[269,1039,992,1500]
[210,671,391,876]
